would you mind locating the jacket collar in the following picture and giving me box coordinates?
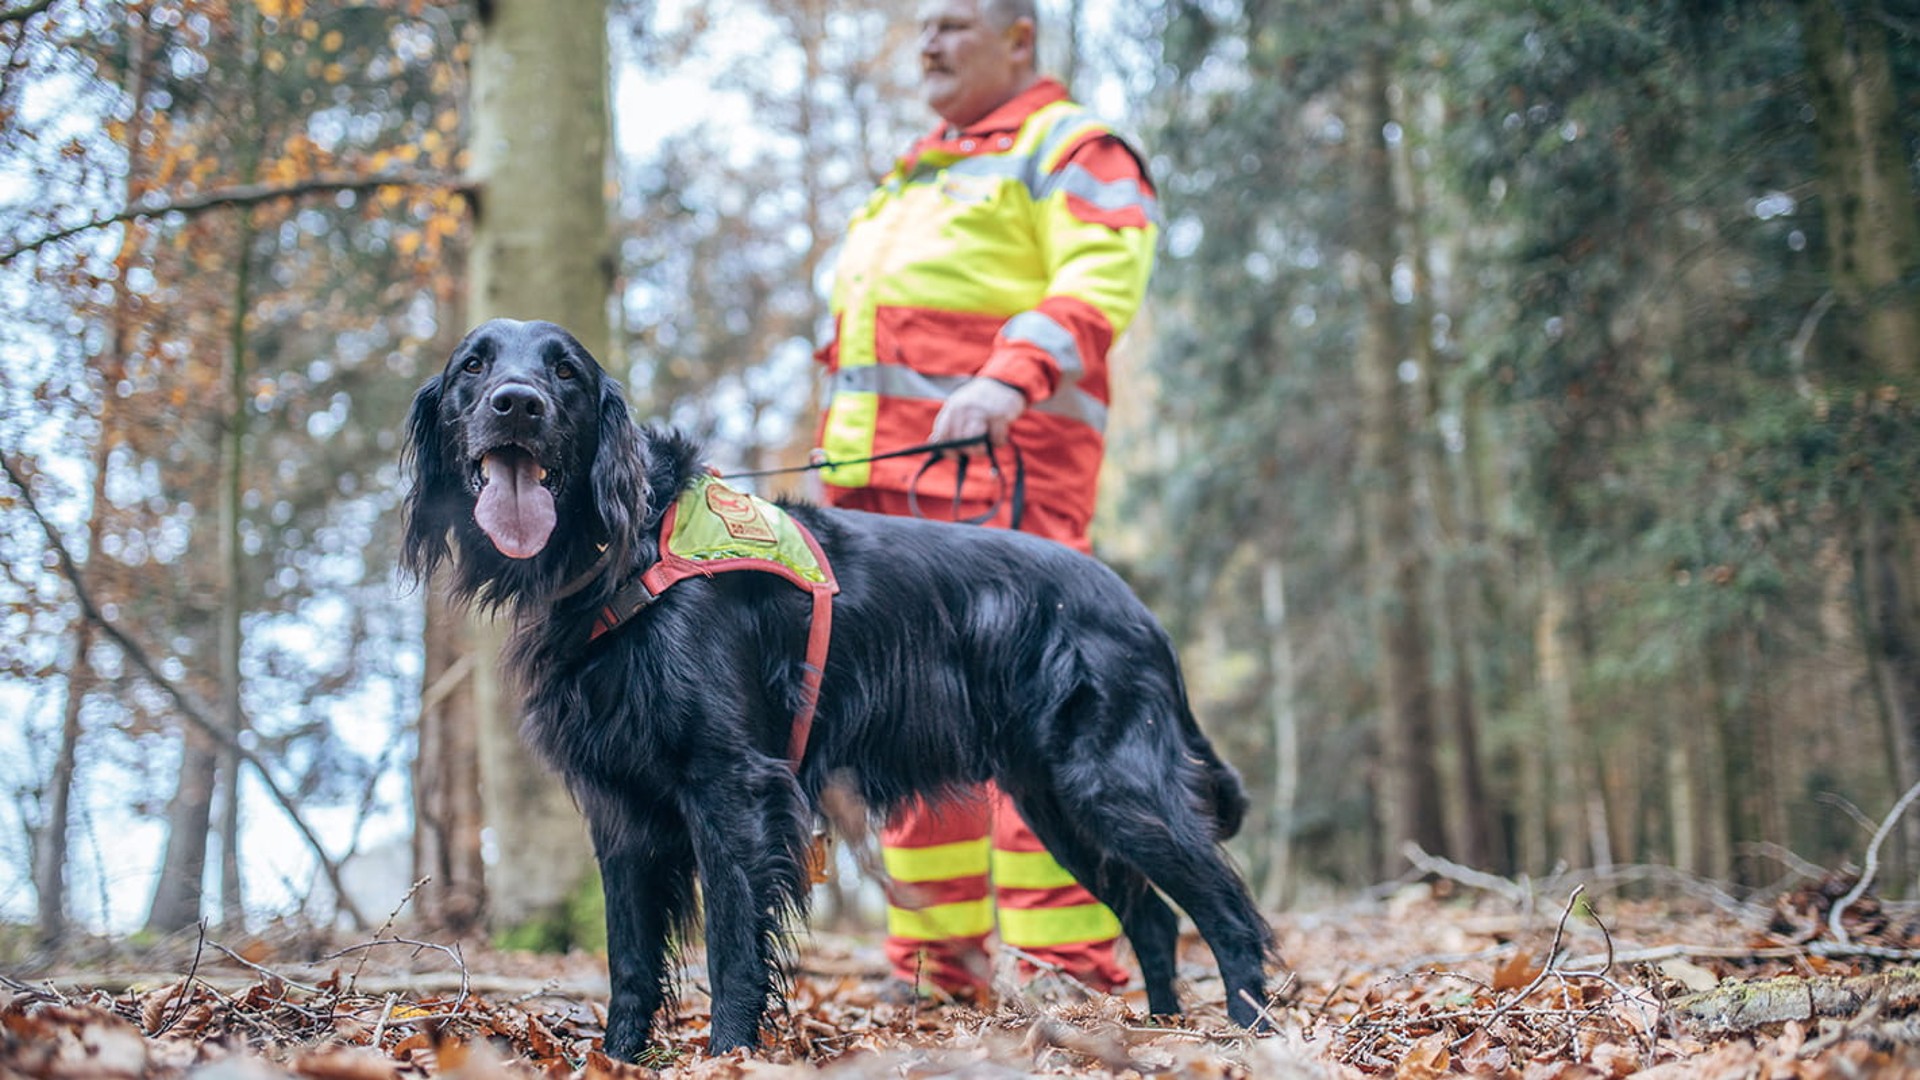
[918,77,1069,148]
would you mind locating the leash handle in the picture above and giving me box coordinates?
[720,433,1026,532]
[905,441,1025,531]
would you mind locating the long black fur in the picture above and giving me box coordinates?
[403,318,1276,1057]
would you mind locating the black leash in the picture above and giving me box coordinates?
[719,435,1026,531]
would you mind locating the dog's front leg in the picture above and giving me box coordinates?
[684,765,811,1054]
[591,800,696,1062]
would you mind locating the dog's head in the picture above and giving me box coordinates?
[402,318,647,599]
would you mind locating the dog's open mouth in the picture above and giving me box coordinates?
[473,446,556,559]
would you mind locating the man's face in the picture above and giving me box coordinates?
[917,0,1030,129]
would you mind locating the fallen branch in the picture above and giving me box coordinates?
[1829,778,1920,946]
[1671,966,1920,1034]
[1403,842,1532,906]
[1564,941,1920,970]
[1404,843,1761,922]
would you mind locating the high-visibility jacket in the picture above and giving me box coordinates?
[816,79,1158,535]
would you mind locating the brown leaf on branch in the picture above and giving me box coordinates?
[1491,949,1540,992]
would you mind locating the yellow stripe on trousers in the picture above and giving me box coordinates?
[882,837,991,882]
[998,902,1123,949]
[990,847,1082,889]
[887,897,995,941]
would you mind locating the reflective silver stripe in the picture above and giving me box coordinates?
[1051,161,1161,226]
[1031,107,1102,172]
[943,154,1026,182]
[1001,310,1084,378]
[903,153,1156,227]
[832,366,1107,431]
[892,108,1153,231]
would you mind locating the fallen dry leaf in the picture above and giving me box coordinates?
[1491,950,1540,992]
[1394,1032,1449,1079]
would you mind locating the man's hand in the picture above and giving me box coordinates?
[929,377,1027,451]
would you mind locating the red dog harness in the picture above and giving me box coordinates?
[589,475,838,771]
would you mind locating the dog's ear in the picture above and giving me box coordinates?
[400,373,456,581]
[589,377,648,545]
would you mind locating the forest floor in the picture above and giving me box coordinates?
[11,869,1920,1079]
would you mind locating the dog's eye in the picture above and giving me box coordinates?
[555,361,577,380]
[461,356,483,374]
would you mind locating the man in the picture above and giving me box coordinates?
[814,0,1158,1000]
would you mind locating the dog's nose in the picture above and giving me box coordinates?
[490,384,545,419]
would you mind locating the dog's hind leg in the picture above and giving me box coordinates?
[584,793,698,1061]
[1123,832,1274,1030]
[1023,706,1277,1031]
[1060,769,1275,1030]
[1009,792,1187,1017]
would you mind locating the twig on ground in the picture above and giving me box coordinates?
[1563,893,1616,977]
[369,992,399,1049]
[1453,886,1588,1051]
[208,942,326,995]
[1236,970,1297,1034]
[1740,841,1829,883]
[1829,778,1920,946]
[350,877,432,994]
[1403,842,1531,906]
[152,920,209,1037]
[324,937,473,1020]
[1817,792,1879,835]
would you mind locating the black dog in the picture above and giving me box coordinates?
[402,318,1276,1057]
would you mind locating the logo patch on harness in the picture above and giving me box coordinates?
[661,475,830,585]
[706,484,778,544]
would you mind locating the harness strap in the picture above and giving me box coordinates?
[589,498,837,774]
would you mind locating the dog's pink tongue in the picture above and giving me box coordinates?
[475,450,556,559]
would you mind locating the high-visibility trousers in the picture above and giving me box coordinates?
[825,483,1129,995]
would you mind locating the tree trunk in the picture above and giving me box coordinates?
[146,729,217,933]
[1800,0,1919,385]
[134,0,220,936]
[413,576,486,933]
[1800,0,1920,877]
[1858,510,1920,878]
[1534,561,1611,871]
[1351,26,1447,869]
[1459,367,1524,873]
[216,3,266,930]
[1389,41,1496,872]
[426,0,613,937]
[1259,557,1301,908]
[37,623,88,949]
[1663,696,1699,875]
[218,214,252,929]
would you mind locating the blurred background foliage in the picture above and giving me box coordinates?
[0,0,1915,954]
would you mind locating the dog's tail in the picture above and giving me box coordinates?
[1192,722,1250,841]
[1164,639,1251,841]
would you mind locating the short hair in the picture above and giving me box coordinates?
[982,0,1037,33]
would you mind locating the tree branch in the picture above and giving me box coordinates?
[1829,776,1920,945]
[0,170,467,264]
[0,0,56,25]
[1,452,370,929]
